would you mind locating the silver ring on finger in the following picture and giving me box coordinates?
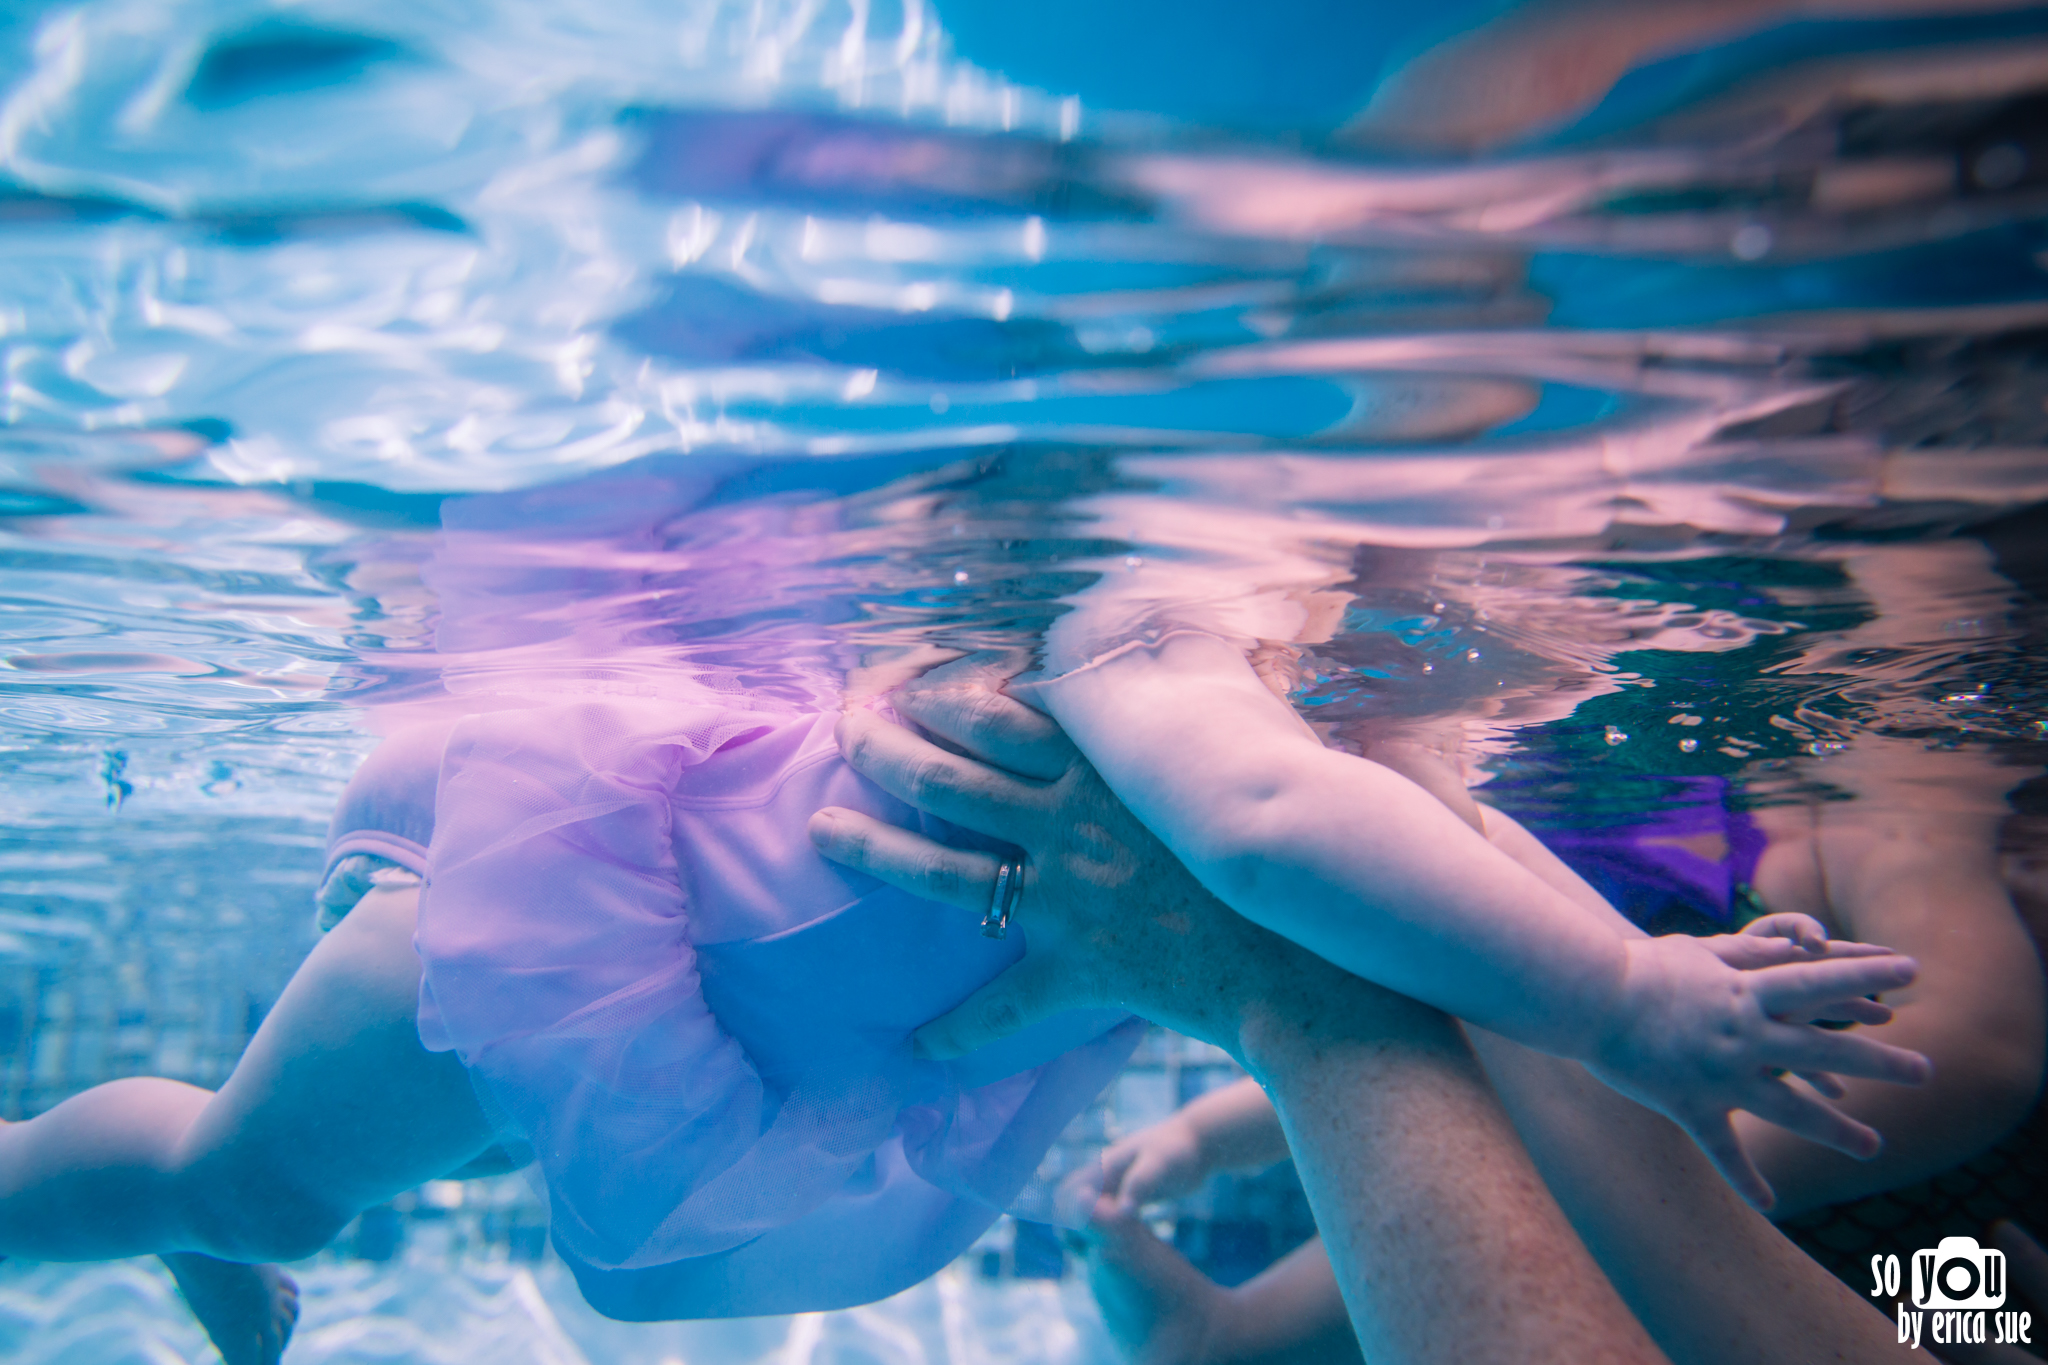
[981,857,1026,939]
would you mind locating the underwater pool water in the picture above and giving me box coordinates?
[2,0,2047,1361]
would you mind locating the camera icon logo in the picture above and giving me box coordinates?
[1912,1236,2007,1310]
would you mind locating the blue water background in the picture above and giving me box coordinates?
[2,0,2047,1359]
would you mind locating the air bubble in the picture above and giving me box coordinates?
[1679,738,1699,753]
[1465,648,1481,662]
[1731,224,1772,260]
[1604,726,1629,746]
[1974,142,2027,191]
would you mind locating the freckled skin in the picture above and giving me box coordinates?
[810,659,1932,1365]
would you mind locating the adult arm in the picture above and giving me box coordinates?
[814,684,1911,1365]
[1029,631,1633,1053]
[1009,638,1929,1205]
[810,690,1668,1365]
[1742,742,2046,1216]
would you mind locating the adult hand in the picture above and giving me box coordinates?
[806,660,1416,1060]
[816,664,1673,1365]
[1702,914,1899,1028]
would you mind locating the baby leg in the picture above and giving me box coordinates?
[159,1253,299,1365]
[0,882,497,1263]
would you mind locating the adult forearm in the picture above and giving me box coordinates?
[1468,1030,1906,1365]
[1237,995,1669,1365]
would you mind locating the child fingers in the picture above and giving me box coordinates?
[913,955,1069,1061]
[1750,953,1918,1017]
[1816,940,1899,959]
[837,709,1047,840]
[893,685,1079,782]
[1742,1078,1882,1160]
[1807,995,1893,1027]
[808,807,1000,913]
[1771,1025,1933,1086]
[1120,1151,1179,1209]
[1688,1116,1777,1212]
[1702,934,1813,970]
[1795,1069,1849,1100]
[1055,1162,1110,1224]
[1084,1141,1142,1209]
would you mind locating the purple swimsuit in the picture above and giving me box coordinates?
[1510,776,1766,931]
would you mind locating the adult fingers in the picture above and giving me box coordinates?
[1703,934,1813,970]
[1706,929,1896,972]
[1768,1024,1933,1086]
[1818,940,1902,959]
[808,807,1001,913]
[837,708,1048,842]
[893,684,1078,782]
[903,648,1035,694]
[1741,1076,1883,1160]
[1750,954,1918,1018]
[1687,1113,1776,1212]
[1741,913,1831,954]
[914,953,1071,1060]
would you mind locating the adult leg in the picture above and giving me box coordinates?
[0,883,497,1262]
[1450,756,1911,1361]
[1743,743,2045,1216]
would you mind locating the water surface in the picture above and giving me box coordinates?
[2,2,2046,1360]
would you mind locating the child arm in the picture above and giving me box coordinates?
[1033,631,1931,1207]
[1086,1077,1288,1214]
[1037,630,1635,1054]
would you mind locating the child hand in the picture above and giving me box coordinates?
[1093,1114,1210,1214]
[1584,933,1933,1212]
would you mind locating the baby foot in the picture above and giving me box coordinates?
[161,1251,299,1365]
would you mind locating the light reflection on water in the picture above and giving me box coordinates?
[2,0,2047,1359]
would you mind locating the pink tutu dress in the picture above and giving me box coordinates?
[323,698,1140,1318]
